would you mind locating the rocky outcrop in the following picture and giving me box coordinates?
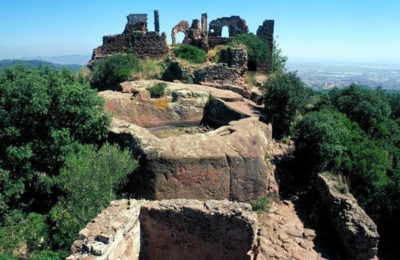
[315,173,379,260]
[110,116,278,201]
[100,80,248,128]
[67,199,259,260]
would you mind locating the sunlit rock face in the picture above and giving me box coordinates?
[101,80,277,201]
[67,199,259,260]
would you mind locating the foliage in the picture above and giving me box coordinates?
[0,66,110,214]
[0,212,50,257]
[173,44,207,64]
[230,33,268,69]
[250,196,271,213]
[290,84,400,257]
[91,54,142,88]
[0,66,140,258]
[50,143,138,248]
[147,82,167,98]
[271,39,288,73]
[262,72,310,139]
[293,108,391,195]
[131,59,169,80]
[323,84,391,137]
[245,71,257,89]
[293,109,357,174]
[386,92,400,119]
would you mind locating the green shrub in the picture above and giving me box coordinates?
[50,143,138,248]
[147,82,167,98]
[174,45,207,64]
[230,33,269,69]
[262,72,310,139]
[91,54,142,88]
[250,196,271,213]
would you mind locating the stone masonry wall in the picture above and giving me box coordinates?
[89,11,167,65]
[256,20,274,73]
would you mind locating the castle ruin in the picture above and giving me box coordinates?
[89,10,275,73]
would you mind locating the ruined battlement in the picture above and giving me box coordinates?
[88,10,167,66]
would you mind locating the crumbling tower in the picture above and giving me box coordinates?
[256,20,275,73]
[154,9,160,34]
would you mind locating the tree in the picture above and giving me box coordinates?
[293,108,391,201]
[0,65,110,213]
[262,72,310,139]
[271,39,287,73]
[326,84,391,137]
[50,143,138,248]
[293,109,357,174]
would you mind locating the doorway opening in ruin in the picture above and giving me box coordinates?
[221,26,229,38]
[175,31,185,44]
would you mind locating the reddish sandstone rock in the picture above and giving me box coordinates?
[110,117,278,201]
[67,199,259,260]
[100,80,246,128]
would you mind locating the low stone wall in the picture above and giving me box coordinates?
[67,199,259,260]
[315,173,379,260]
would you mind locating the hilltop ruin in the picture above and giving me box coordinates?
[89,10,275,73]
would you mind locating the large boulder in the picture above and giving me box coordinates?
[110,116,278,201]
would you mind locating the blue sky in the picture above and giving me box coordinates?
[1,0,399,63]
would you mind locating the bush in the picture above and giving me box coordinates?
[50,143,138,248]
[293,109,357,174]
[91,54,142,88]
[262,72,310,139]
[250,196,272,213]
[293,108,391,198]
[230,33,269,69]
[174,45,207,64]
[147,82,167,98]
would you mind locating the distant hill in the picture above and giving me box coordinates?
[0,59,84,72]
[20,54,91,65]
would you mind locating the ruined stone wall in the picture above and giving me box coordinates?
[314,173,379,260]
[256,20,274,73]
[194,46,248,86]
[193,64,244,86]
[208,16,248,37]
[89,11,168,65]
[67,199,259,260]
